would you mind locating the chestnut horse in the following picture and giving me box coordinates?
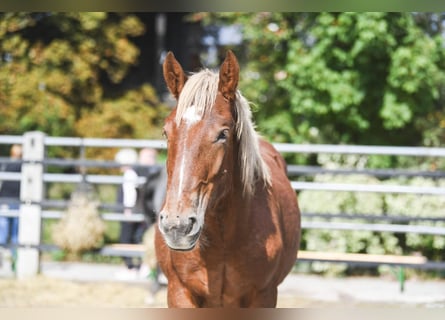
[155,50,301,307]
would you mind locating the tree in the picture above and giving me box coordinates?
[0,13,167,157]
[194,13,445,148]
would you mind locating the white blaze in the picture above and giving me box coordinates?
[177,105,201,197]
[182,105,201,125]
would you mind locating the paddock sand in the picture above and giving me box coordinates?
[1,272,444,308]
[0,276,162,307]
[0,276,401,308]
[0,276,316,308]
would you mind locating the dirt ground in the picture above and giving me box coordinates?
[0,276,316,308]
[0,276,367,308]
[0,276,158,307]
[1,261,445,308]
[1,274,444,308]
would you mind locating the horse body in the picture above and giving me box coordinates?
[155,51,301,307]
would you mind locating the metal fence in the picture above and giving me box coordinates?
[1,131,445,277]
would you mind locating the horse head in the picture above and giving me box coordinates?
[159,51,240,251]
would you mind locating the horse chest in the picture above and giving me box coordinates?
[172,241,273,306]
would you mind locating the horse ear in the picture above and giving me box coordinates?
[163,51,187,99]
[218,50,239,101]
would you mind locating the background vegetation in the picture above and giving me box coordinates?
[194,13,445,150]
[2,13,445,151]
[0,12,168,159]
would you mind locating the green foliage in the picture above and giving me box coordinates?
[75,84,167,139]
[294,151,445,275]
[0,13,166,159]
[298,173,445,275]
[196,12,445,149]
[384,178,445,255]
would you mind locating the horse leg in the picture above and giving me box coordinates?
[245,286,278,308]
[167,279,200,308]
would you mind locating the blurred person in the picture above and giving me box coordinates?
[0,144,22,246]
[136,148,162,227]
[136,148,168,304]
[0,144,22,271]
[114,148,146,280]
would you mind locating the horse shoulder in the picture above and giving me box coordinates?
[258,139,287,175]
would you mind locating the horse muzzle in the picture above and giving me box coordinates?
[158,212,201,251]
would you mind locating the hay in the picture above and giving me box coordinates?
[52,188,106,257]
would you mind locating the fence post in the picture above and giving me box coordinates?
[16,131,45,278]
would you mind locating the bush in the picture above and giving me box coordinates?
[298,172,445,275]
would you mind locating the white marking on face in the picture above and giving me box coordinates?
[177,105,201,198]
[177,147,186,198]
[182,105,201,125]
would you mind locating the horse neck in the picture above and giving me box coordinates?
[208,142,251,235]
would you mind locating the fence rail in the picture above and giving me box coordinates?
[1,132,445,278]
[274,142,445,157]
[291,181,445,195]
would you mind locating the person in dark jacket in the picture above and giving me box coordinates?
[0,144,22,246]
[135,148,168,301]
[136,148,164,227]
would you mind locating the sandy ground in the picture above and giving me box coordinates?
[0,276,156,307]
[1,261,445,308]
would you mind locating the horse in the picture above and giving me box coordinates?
[154,50,301,307]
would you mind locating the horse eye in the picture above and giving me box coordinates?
[216,129,229,142]
[162,130,168,140]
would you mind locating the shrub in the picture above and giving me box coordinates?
[297,173,445,274]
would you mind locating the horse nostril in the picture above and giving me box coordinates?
[189,216,197,227]
[182,216,196,235]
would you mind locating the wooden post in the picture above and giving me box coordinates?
[16,131,45,278]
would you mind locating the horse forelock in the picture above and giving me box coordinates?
[175,68,271,195]
[175,69,218,125]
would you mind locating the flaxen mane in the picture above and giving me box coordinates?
[175,69,270,195]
